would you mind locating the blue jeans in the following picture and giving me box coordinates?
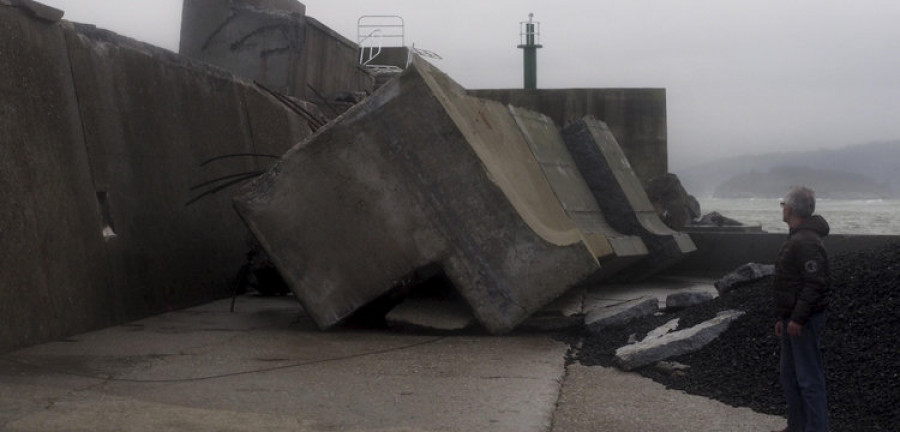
[780,312,828,432]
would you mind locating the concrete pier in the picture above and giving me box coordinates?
[0,294,786,432]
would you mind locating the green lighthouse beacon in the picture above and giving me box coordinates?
[517,13,542,90]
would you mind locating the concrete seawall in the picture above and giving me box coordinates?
[0,5,313,353]
[667,232,900,278]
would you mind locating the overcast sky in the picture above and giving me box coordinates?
[40,0,900,170]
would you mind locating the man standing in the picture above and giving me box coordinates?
[773,186,830,431]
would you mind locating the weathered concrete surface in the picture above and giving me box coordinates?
[510,107,647,279]
[180,0,373,100]
[0,296,569,432]
[552,364,785,432]
[470,88,667,188]
[615,310,745,370]
[562,117,695,280]
[7,0,63,22]
[0,5,103,353]
[234,56,606,334]
[0,5,310,353]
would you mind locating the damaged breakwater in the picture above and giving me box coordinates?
[572,241,900,432]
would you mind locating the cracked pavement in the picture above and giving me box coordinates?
[0,294,783,431]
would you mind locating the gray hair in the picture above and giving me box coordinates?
[784,186,816,218]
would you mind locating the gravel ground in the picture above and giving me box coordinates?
[572,241,900,432]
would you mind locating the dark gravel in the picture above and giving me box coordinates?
[572,241,900,432]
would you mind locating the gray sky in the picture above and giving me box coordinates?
[40,0,900,170]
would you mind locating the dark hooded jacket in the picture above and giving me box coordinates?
[773,215,831,324]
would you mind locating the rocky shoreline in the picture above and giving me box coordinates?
[571,241,900,432]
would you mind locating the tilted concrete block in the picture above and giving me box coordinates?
[562,117,696,280]
[509,107,647,280]
[234,56,635,334]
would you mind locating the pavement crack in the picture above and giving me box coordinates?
[548,337,580,432]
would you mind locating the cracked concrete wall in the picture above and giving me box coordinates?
[0,5,311,353]
[180,0,373,100]
[469,89,667,188]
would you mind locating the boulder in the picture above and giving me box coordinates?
[645,173,692,230]
[696,211,743,227]
[615,310,745,370]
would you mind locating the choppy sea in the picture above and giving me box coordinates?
[698,198,900,235]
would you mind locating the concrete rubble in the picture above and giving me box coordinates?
[584,296,659,334]
[714,262,775,294]
[233,55,679,334]
[665,290,715,311]
[615,309,745,371]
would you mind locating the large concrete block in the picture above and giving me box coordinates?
[234,57,616,334]
[509,107,646,278]
[470,88,668,187]
[562,117,695,280]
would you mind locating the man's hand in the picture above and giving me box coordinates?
[787,320,803,336]
[774,320,783,337]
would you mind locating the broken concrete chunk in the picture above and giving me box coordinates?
[665,291,715,311]
[561,117,695,281]
[715,263,775,294]
[615,310,745,371]
[655,361,691,377]
[644,318,680,340]
[385,298,478,332]
[584,296,659,334]
[234,56,606,334]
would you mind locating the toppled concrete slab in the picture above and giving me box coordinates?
[562,117,696,280]
[615,310,745,370]
[585,296,659,334]
[665,290,715,311]
[714,263,775,294]
[510,107,647,279]
[234,56,613,334]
